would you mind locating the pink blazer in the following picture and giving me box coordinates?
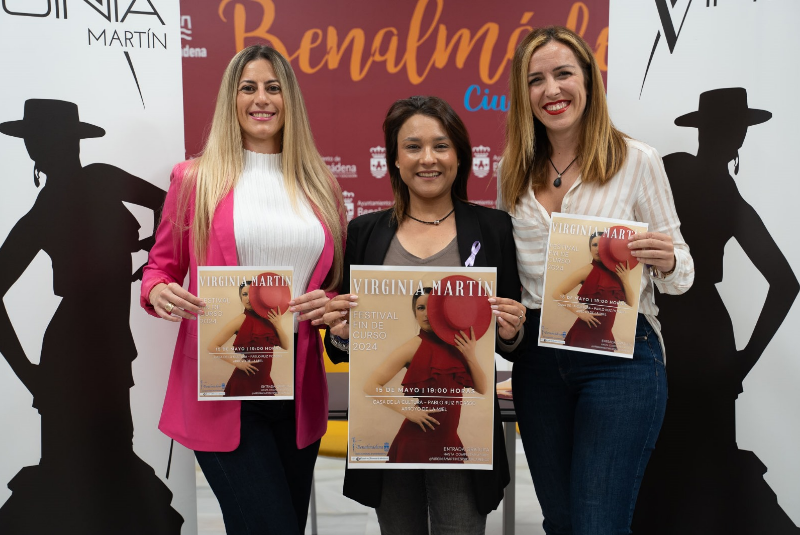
[141,161,335,450]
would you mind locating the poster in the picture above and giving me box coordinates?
[178,0,610,212]
[0,1,193,532]
[348,266,496,470]
[608,1,800,530]
[539,213,647,358]
[197,267,294,400]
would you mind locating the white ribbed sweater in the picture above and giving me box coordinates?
[233,150,325,330]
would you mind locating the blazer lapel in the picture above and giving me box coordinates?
[364,210,397,265]
[210,190,238,266]
[454,200,487,267]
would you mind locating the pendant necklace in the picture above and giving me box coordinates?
[406,208,455,225]
[548,155,578,188]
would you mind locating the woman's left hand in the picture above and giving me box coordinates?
[454,327,478,361]
[489,297,526,342]
[628,232,676,273]
[266,308,281,323]
[615,261,631,281]
[288,290,329,326]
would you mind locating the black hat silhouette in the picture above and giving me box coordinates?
[0,99,105,139]
[674,88,771,128]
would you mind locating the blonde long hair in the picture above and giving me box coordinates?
[500,26,627,213]
[178,45,345,290]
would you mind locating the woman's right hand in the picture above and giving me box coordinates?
[405,407,442,432]
[232,359,259,375]
[149,282,206,323]
[322,294,358,338]
[577,310,601,328]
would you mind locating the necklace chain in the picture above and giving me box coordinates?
[548,156,579,188]
[406,207,455,226]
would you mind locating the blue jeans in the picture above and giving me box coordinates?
[513,312,667,535]
[195,400,320,535]
[376,470,486,535]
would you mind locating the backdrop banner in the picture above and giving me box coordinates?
[608,1,800,532]
[0,1,194,533]
[178,0,609,213]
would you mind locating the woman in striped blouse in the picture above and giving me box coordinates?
[498,26,694,534]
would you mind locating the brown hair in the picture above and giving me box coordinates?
[383,96,472,223]
[500,26,627,213]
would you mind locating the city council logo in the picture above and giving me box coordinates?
[472,146,490,178]
[370,146,387,179]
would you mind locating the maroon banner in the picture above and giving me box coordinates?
[179,0,609,212]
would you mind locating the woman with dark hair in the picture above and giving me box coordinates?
[141,45,345,535]
[555,231,634,352]
[206,281,289,397]
[498,26,694,533]
[322,95,526,534]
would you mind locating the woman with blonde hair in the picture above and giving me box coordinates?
[141,44,344,535]
[499,26,694,534]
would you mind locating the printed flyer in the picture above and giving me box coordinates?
[197,267,294,400]
[539,213,648,358]
[348,266,496,470]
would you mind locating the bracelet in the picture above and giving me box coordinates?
[329,332,349,352]
[649,255,676,280]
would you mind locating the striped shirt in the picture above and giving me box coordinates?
[499,138,694,322]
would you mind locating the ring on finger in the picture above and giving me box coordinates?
[165,301,175,314]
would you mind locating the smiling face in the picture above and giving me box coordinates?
[396,114,458,207]
[527,41,587,140]
[414,293,431,332]
[236,59,285,153]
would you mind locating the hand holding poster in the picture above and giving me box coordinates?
[539,213,648,357]
[197,267,294,400]
[348,266,496,470]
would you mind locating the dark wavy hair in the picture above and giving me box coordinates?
[383,96,472,223]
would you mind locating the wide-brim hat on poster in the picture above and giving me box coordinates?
[598,226,639,273]
[427,275,493,346]
[0,99,105,139]
[249,272,291,318]
[674,87,771,128]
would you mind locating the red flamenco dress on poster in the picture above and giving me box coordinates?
[224,309,280,397]
[564,260,626,352]
[387,329,474,464]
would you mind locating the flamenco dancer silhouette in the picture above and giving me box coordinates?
[0,100,183,533]
[632,88,800,533]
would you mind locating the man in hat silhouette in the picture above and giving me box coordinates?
[632,88,800,533]
[0,99,183,533]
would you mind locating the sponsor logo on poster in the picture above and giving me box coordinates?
[323,155,358,179]
[181,15,207,57]
[472,145,490,178]
[357,199,393,217]
[370,146,387,179]
[343,190,355,221]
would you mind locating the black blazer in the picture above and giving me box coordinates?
[326,199,525,515]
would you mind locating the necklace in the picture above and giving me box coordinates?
[406,207,455,226]
[548,155,579,188]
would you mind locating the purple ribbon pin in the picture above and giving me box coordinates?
[464,241,481,267]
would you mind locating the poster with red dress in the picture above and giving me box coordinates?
[539,213,647,358]
[197,266,294,399]
[348,266,496,469]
